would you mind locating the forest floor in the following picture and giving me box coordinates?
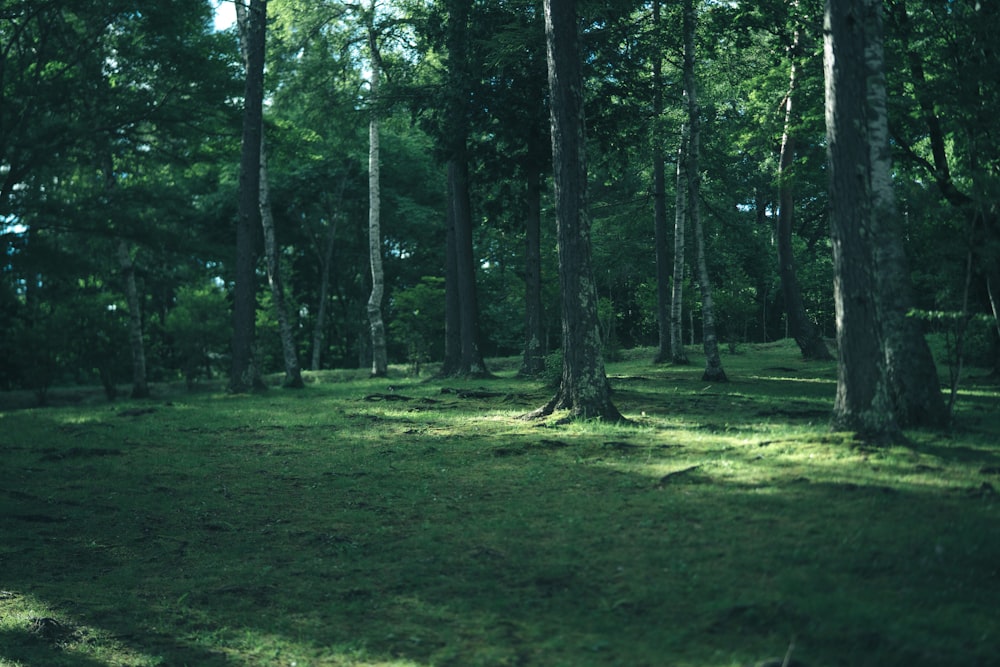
[2,340,999,667]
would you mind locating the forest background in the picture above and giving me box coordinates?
[1,0,998,406]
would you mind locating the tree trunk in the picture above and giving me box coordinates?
[440,0,488,378]
[684,0,726,383]
[230,0,266,393]
[824,0,898,439]
[449,158,489,376]
[652,0,671,364]
[670,128,690,365]
[861,1,946,428]
[116,240,149,399]
[777,25,833,362]
[519,164,546,376]
[441,183,462,376]
[237,0,302,388]
[528,0,621,422]
[366,24,388,378]
[259,139,304,388]
[311,216,337,371]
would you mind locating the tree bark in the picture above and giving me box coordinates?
[861,1,946,427]
[519,164,546,376]
[684,0,726,382]
[237,0,302,389]
[449,158,489,376]
[117,240,149,399]
[824,0,898,439]
[529,0,621,421]
[311,215,337,371]
[366,20,388,378]
[441,181,462,376]
[670,128,690,365]
[777,24,833,362]
[230,0,267,393]
[440,0,488,378]
[260,139,304,388]
[652,0,671,364]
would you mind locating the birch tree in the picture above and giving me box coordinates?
[684,0,726,382]
[365,2,389,378]
[670,128,690,365]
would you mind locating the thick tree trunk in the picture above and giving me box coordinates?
[528,0,622,421]
[670,129,690,365]
[519,165,546,376]
[824,0,898,439]
[116,240,149,399]
[861,2,946,427]
[684,0,726,383]
[230,0,266,393]
[652,0,671,364]
[777,27,833,362]
[366,35,388,378]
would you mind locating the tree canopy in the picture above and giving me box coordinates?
[3,0,997,432]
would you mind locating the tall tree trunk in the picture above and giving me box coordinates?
[670,128,690,365]
[311,216,337,371]
[651,0,671,364]
[519,164,546,376]
[777,24,833,362]
[528,0,622,421]
[861,1,946,428]
[237,0,302,389]
[441,0,488,378]
[684,0,726,383]
[117,240,149,399]
[824,0,898,439]
[441,184,462,376]
[450,159,488,376]
[259,138,304,388]
[366,23,388,378]
[230,0,266,393]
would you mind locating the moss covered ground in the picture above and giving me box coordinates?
[2,341,998,666]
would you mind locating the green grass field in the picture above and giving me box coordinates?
[2,341,998,666]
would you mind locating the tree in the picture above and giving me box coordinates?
[684,0,727,382]
[824,0,944,438]
[651,0,672,364]
[236,0,304,389]
[365,1,389,378]
[442,0,489,377]
[231,0,268,393]
[528,0,622,421]
[776,7,832,361]
[670,128,691,365]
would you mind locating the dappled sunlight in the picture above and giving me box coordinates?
[746,374,836,384]
[3,347,998,666]
[0,591,162,666]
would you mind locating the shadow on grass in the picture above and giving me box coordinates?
[2,371,998,666]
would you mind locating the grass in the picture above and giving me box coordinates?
[2,340,999,667]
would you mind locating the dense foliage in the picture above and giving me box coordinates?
[2,0,997,398]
